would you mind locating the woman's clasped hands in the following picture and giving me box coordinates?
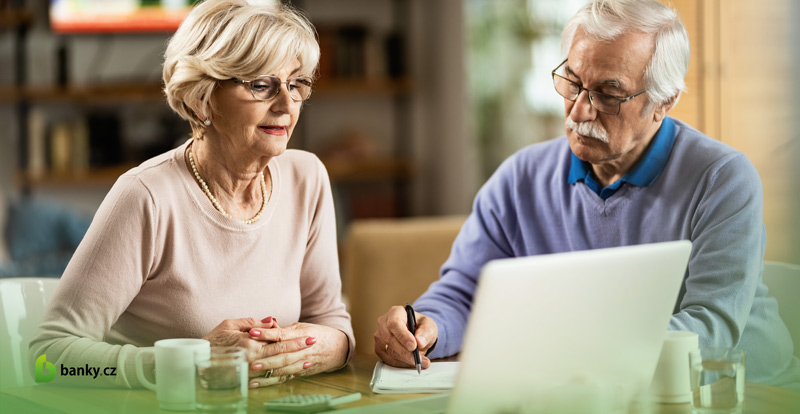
[203,317,349,388]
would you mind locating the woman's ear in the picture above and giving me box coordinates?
[189,99,209,125]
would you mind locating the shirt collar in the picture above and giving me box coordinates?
[568,117,676,198]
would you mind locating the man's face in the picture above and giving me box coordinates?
[562,28,665,173]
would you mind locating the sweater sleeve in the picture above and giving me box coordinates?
[414,155,520,359]
[297,157,355,367]
[669,153,765,346]
[28,175,156,388]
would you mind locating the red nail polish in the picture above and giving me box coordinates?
[252,363,263,370]
[305,337,317,346]
[249,329,261,336]
[303,361,312,369]
[249,382,259,389]
[261,317,273,323]
[288,375,295,380]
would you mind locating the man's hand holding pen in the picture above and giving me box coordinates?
[405,304,422,374]
[375,305,439,370]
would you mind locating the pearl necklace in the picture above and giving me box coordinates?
[188,143,267,225]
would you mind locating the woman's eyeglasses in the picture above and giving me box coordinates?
[231,75,313,102]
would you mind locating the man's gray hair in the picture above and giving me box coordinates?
[561,0,690,108]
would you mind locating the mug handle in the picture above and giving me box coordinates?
[135,348,157,391]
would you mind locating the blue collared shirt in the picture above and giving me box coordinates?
[567,117,676,200]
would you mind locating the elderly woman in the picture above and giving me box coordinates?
[30,0,353,389]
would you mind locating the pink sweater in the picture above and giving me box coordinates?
[30,140,354,387]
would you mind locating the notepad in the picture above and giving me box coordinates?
[370,361,460,394]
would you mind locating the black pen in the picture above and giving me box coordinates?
[405,303,422,375]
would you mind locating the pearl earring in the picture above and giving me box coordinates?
[204,118,212,126]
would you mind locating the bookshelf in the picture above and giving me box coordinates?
[0,9,32,27]
[6,76,415,188]
[297,0,415,218]
[2,6,33,194]
[5,0,415,219]
[0,83,164,104]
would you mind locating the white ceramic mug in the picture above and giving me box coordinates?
[135,338,211,411]
[649,330,699,403]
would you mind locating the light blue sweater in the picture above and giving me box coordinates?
[415,117,800,390]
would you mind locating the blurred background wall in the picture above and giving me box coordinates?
[666,0,799,264]
[1,0,797,276]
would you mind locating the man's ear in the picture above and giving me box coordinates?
[653,93,678,123]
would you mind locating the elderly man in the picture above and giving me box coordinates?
[375,0,800,390]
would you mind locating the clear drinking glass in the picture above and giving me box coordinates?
[689,347,745,414]
[195,346,248,413]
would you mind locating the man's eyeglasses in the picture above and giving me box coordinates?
[551,59,647,115]
[231,75,313,102]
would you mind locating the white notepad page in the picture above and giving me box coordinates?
[370,361,460,394]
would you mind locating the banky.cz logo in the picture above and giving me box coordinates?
[34,354,57,383]
[35,354,116,383]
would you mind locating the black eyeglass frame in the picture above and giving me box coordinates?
[231,75,314,102]
[551,59,647,115]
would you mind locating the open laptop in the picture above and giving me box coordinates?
[331,240,692,414]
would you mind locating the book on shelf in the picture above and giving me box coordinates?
[317,24,405,82]
[27,108,47,179]
[26,110,117,179]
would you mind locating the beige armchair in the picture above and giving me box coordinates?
[342,216,467,355]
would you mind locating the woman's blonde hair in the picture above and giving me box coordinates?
[163,0,319,132]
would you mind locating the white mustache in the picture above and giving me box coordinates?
[565,118,609,143]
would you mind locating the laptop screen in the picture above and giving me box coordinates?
[448,241,691,413]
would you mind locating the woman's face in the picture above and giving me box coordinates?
[206,61,306,161]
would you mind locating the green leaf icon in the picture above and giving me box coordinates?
[35,354,56,383]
